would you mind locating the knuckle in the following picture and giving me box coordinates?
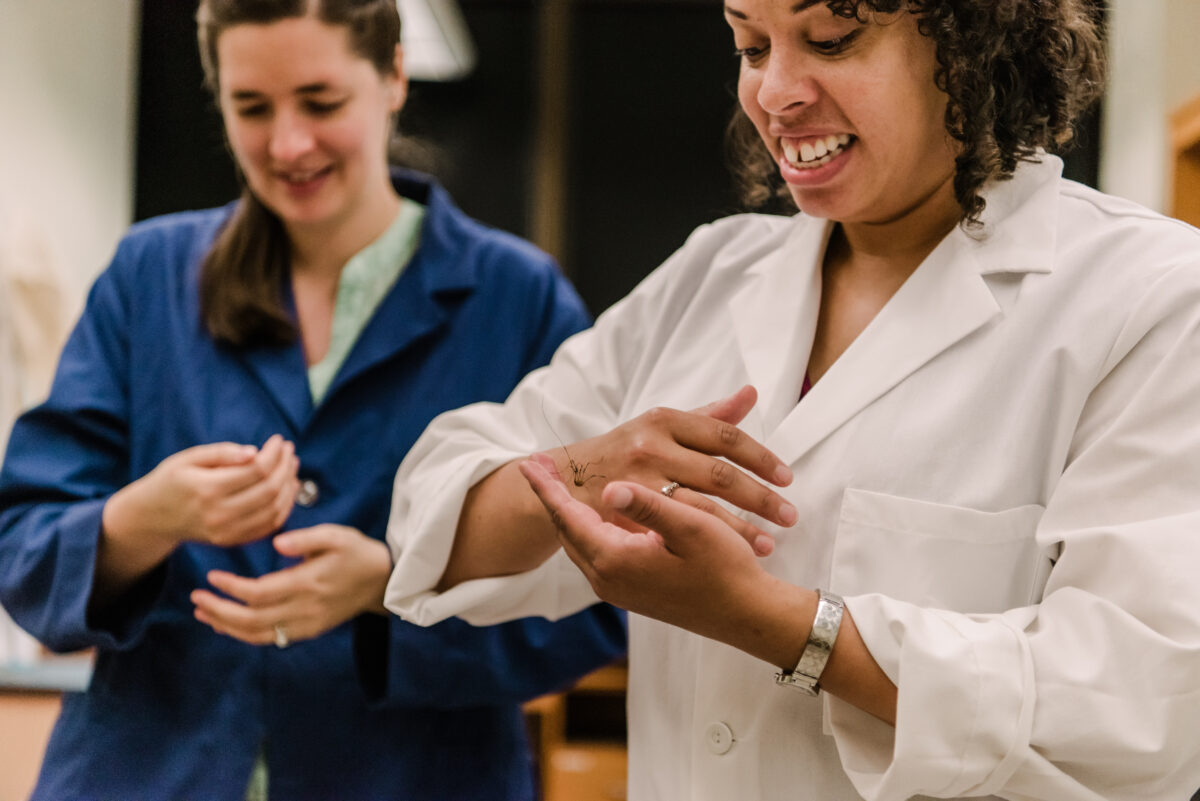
[627,492,662,524]
[715,420,741,447]
[643,406,673,428]
[757,489,776,517]
[709,460,736,489]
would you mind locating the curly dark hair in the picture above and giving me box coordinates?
[728,0,1107,227]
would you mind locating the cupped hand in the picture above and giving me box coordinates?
[104,434,300,550]
[541,385,796,555]
[519,456,786,649]
[190,524,392,646]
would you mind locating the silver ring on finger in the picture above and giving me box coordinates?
[273,622,290,649]
[661,481,681,498]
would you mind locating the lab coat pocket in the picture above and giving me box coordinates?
[829,488,1049,614]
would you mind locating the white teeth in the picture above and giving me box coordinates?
[780,134,853,168]
[284,169,324,183]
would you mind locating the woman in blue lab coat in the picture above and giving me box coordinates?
[0,1,624,799]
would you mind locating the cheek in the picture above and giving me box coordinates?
[737,75,771,138]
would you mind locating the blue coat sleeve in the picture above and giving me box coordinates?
[0,237,168,653]
[355,243,628,708]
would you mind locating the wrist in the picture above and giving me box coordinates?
[102,480,182,555]
[362,538,393,616]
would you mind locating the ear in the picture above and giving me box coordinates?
[389,44,408,113]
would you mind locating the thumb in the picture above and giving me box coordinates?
[274,526,337,558]
[185,441,259,468]
[692,384,758,425]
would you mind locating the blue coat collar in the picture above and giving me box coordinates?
[237,170,482,432]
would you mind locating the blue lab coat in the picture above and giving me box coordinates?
[0,172,626,801]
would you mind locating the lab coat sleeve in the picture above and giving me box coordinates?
[383,217,751,627]
[828,260,1200,800]
[0,238,165,653]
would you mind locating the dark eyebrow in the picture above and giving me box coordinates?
[229,83,336,102]
[724,0,824,20]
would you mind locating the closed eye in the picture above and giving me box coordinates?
[304,99,346,116]
[809,28,861,55]
[733,44,768,65]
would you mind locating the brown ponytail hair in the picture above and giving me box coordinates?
[195,0,402,347]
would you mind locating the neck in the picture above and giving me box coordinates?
[288,185,402,280]
[837,171,961,271]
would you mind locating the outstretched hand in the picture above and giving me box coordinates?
[191,524,391,647]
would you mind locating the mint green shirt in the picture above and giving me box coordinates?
[306,200,426,404]
[246,201,425,801]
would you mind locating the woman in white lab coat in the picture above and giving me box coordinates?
[384,1,1200,799]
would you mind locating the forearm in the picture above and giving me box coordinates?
[437,459,563,590]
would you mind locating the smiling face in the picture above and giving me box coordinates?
[216,15,405,240]
[726,1,959,228]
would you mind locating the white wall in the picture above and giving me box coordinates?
[1102,0,1200,212]
[0,0,139,289]
[0,0,138,666]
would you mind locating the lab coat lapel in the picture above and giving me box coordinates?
[726,218,830,437]
[768,232,1002,465]
[764,154,1063,465]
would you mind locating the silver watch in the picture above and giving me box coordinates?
[775,589,844,696]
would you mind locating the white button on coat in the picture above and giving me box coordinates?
[705,722,734,755]
[296,479,319,508]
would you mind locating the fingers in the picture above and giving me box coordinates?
[206,438,300,544]
[273,525,342,558]
[691,384,758,426]
[519,458,616,569]
[204,568,295,609]
[211,435,296,497]
[603,481,736,560]
[184,441,259,469]
[670,486,775,557]
[191,587,288,646]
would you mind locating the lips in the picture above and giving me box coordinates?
[276,165,333,186]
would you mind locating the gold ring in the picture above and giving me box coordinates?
[661,482,681,498]
[273,623,290,649]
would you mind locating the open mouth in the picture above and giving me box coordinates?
[781,134,853,170]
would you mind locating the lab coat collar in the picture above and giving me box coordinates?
[238,170,482,433]
[729,155,1064,464]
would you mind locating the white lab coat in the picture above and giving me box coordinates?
[385,157,1200,801]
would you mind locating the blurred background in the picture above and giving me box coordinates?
[1,1,1199,799]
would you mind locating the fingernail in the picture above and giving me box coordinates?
[778,502,798,526]
[753,534,774,557]
[608,485,633,509]
[774,465,793,485]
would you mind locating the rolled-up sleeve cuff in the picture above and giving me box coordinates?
[829,594,1037,800]
[384,450,598,628]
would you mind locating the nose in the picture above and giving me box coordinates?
[756,48,819,116]
[268,110,315,163]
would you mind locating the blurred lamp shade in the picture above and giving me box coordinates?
[397,0,477,81]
